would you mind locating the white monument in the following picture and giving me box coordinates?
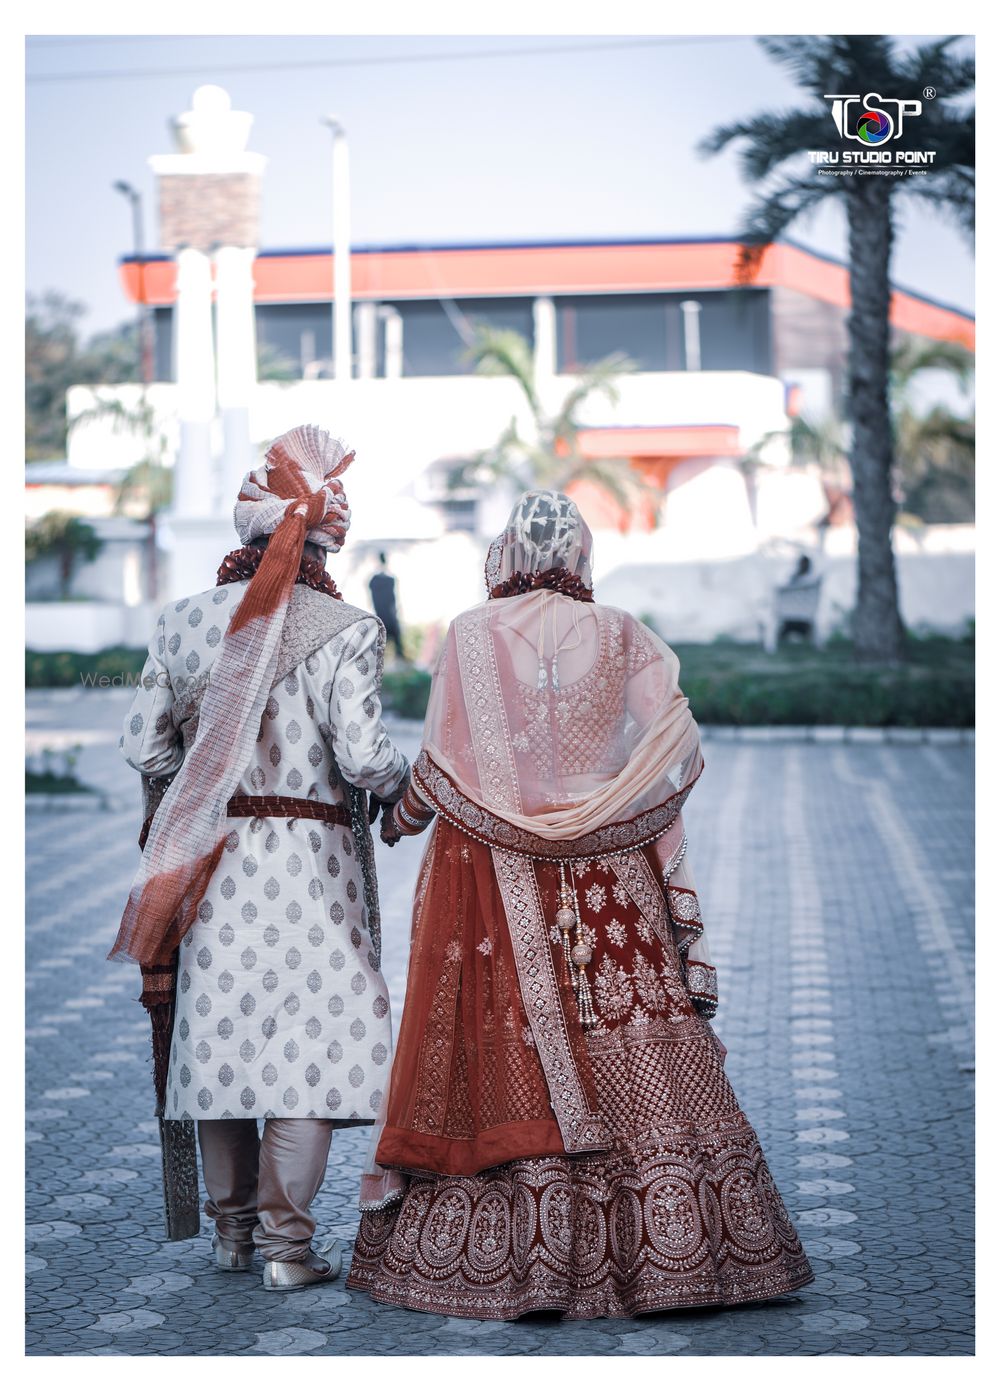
[149,85,267,594]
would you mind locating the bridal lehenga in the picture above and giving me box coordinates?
[346,492,815,1320]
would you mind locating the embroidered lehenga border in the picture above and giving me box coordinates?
[347,827,814,1319]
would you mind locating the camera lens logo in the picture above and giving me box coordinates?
[856,108,892,144]
[824,92,922,144]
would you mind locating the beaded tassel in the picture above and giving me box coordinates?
[554,862,576,987]
[568,865,597,1029]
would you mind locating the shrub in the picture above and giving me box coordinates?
[380,668,433,721]
[25,635,973,728]
[26,647,146,689]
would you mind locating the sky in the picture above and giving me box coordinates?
[25,33,975,338]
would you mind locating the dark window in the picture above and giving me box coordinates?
[555,290,771,374]
[153,307,173,382]
[255,304,331,375]
[379,298,535,377]
[557,294,680,372]
[152,303,330,381]
[697,290,772,372]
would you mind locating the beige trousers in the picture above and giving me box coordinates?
[197,1118,334,1263]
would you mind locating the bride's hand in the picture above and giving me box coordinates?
[380,808,402,846]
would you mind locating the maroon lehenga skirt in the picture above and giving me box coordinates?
[347,829,814,1320]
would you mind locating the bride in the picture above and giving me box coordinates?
[347,490,814,1320]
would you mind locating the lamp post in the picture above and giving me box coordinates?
[321,115,352,381]
[113,180,154,385]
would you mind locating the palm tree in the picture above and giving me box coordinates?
[889,340,974,524]
[450,326,651,518]
[70,388,172,600]
[26,511,104,599]
[701,35,974,662]
[741,412,852,535]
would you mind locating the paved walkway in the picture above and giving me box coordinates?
[26,691,974,1356]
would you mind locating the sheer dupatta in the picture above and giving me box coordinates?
[415,593,702,856]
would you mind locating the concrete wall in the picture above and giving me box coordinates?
[25,528,973,655]
[26,519,153,606]
[594,526,975,643]
[26,600,160,653]
[66,370,789,507]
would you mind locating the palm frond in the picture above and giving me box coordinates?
[894,37,975,97]
[755,35,832,88]
[890,339,974,394]
[551,353,633,442]
[115,460,173,516]
[698,108,833,182]
[731,176,834,280]
[556,455,654,516]
[903,166,975,242]
[467,326,540,416]
[760,34,897,93]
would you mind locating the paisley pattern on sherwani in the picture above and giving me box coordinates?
[121,581,408,1122]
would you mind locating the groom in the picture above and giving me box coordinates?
[115,426,409,1289]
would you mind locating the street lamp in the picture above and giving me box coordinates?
[113,179,155,385]
[321,115,352,381]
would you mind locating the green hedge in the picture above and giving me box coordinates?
[380,668,434,721]
[677,666,973,728]
[26,770,92,794]
[376,640,973,728]
[669,636,973,728]
[26,647,147,689]
[26,638,974,728]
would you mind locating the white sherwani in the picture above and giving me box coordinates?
[121,580,408,1123]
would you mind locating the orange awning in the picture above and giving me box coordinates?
[577,425,742,458]
[117,239,974,352]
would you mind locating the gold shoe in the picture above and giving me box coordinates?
[212,1235,255,1271]
[261,1238,343,1290]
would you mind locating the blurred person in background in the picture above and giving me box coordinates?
[112,426,409,1290]
[347,489,814,1320]
[777,551,823,645]
[787,553,814,585]
[369,550,407,661]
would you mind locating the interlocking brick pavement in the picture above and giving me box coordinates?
[25,690,974,1356]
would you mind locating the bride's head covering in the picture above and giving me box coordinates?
[111,425,354,968]
[486,490,593,594]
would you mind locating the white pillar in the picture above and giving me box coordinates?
[173,246,216,517]
[381,306,403,378]
[332,128,352,380]
[355,301,377,379]
[533,296,557,382]
[215,245,257,500]
[680,299,702,371]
